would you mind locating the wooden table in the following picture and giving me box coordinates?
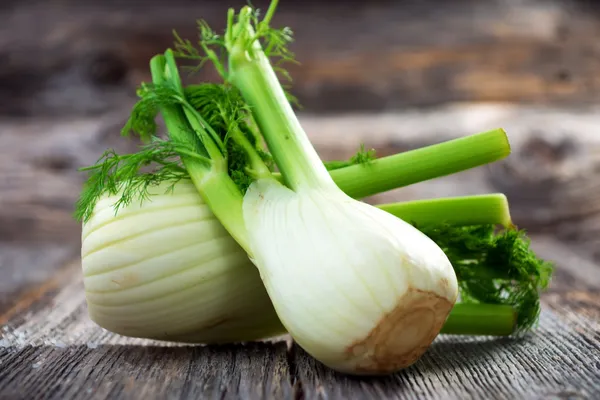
[2,0,600,398]
[0,253,599,400]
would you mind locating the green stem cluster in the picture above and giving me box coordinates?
[228,21,334,191]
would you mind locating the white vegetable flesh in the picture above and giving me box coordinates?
[243,179,459,374]
[81,181,284,343]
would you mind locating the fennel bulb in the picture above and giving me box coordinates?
[215,3,458,374]
[81,180,285,343]
[243,179,458,374]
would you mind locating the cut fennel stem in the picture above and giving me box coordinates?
[82,180,516,343]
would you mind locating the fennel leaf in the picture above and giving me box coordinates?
[183,83,275,191]
[76,80,274,222]
[324,144,377,171]
[74,138,192,222]
[419,224,554,334]
[172,2,300,107]
[121,83,187,142]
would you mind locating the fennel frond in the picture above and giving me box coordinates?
[420,224,554,333]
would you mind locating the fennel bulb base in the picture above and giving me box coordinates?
[342,287,452,375]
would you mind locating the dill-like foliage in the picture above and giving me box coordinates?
[74,138,193,222]
[184,83,274,191]
[173,22,227,79]
[75,80,273,222]
[172,1,300,106]
[324,144,377,171]
[248,2,298,87]
[183,83,248,137]
[350,144,377,165]
[121,83,184,141]
[419,224,554,334]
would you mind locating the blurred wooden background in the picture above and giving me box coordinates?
[1,0,599,319]
[2,0,600,116]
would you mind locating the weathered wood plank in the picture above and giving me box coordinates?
[0,343,293,400]
[1,240,598,400]
[0,114,138,243]
[1,0,600,116]
[0,245,75,296]
[530,236,600,289]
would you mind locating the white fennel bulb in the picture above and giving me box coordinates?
[243,179,459,374]
[81,180,285,343]
[225,5,460,374]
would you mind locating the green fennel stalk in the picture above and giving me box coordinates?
[329,129,510,199]
[76,128,512,226]
[380,194,513,228]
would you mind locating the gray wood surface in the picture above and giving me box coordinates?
[1,249,599,400]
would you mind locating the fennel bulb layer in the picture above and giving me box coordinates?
[243,179,459,375]
[81,180,285,343]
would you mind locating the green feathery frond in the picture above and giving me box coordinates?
[324,144,377,171]
[419,224,554,334]
[74,138,206,223]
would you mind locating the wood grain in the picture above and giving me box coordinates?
[0,249,598,400]
[1,0,600,116]
[0,113,138,243]
[0,344,293,400]
[0,244,77,323]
